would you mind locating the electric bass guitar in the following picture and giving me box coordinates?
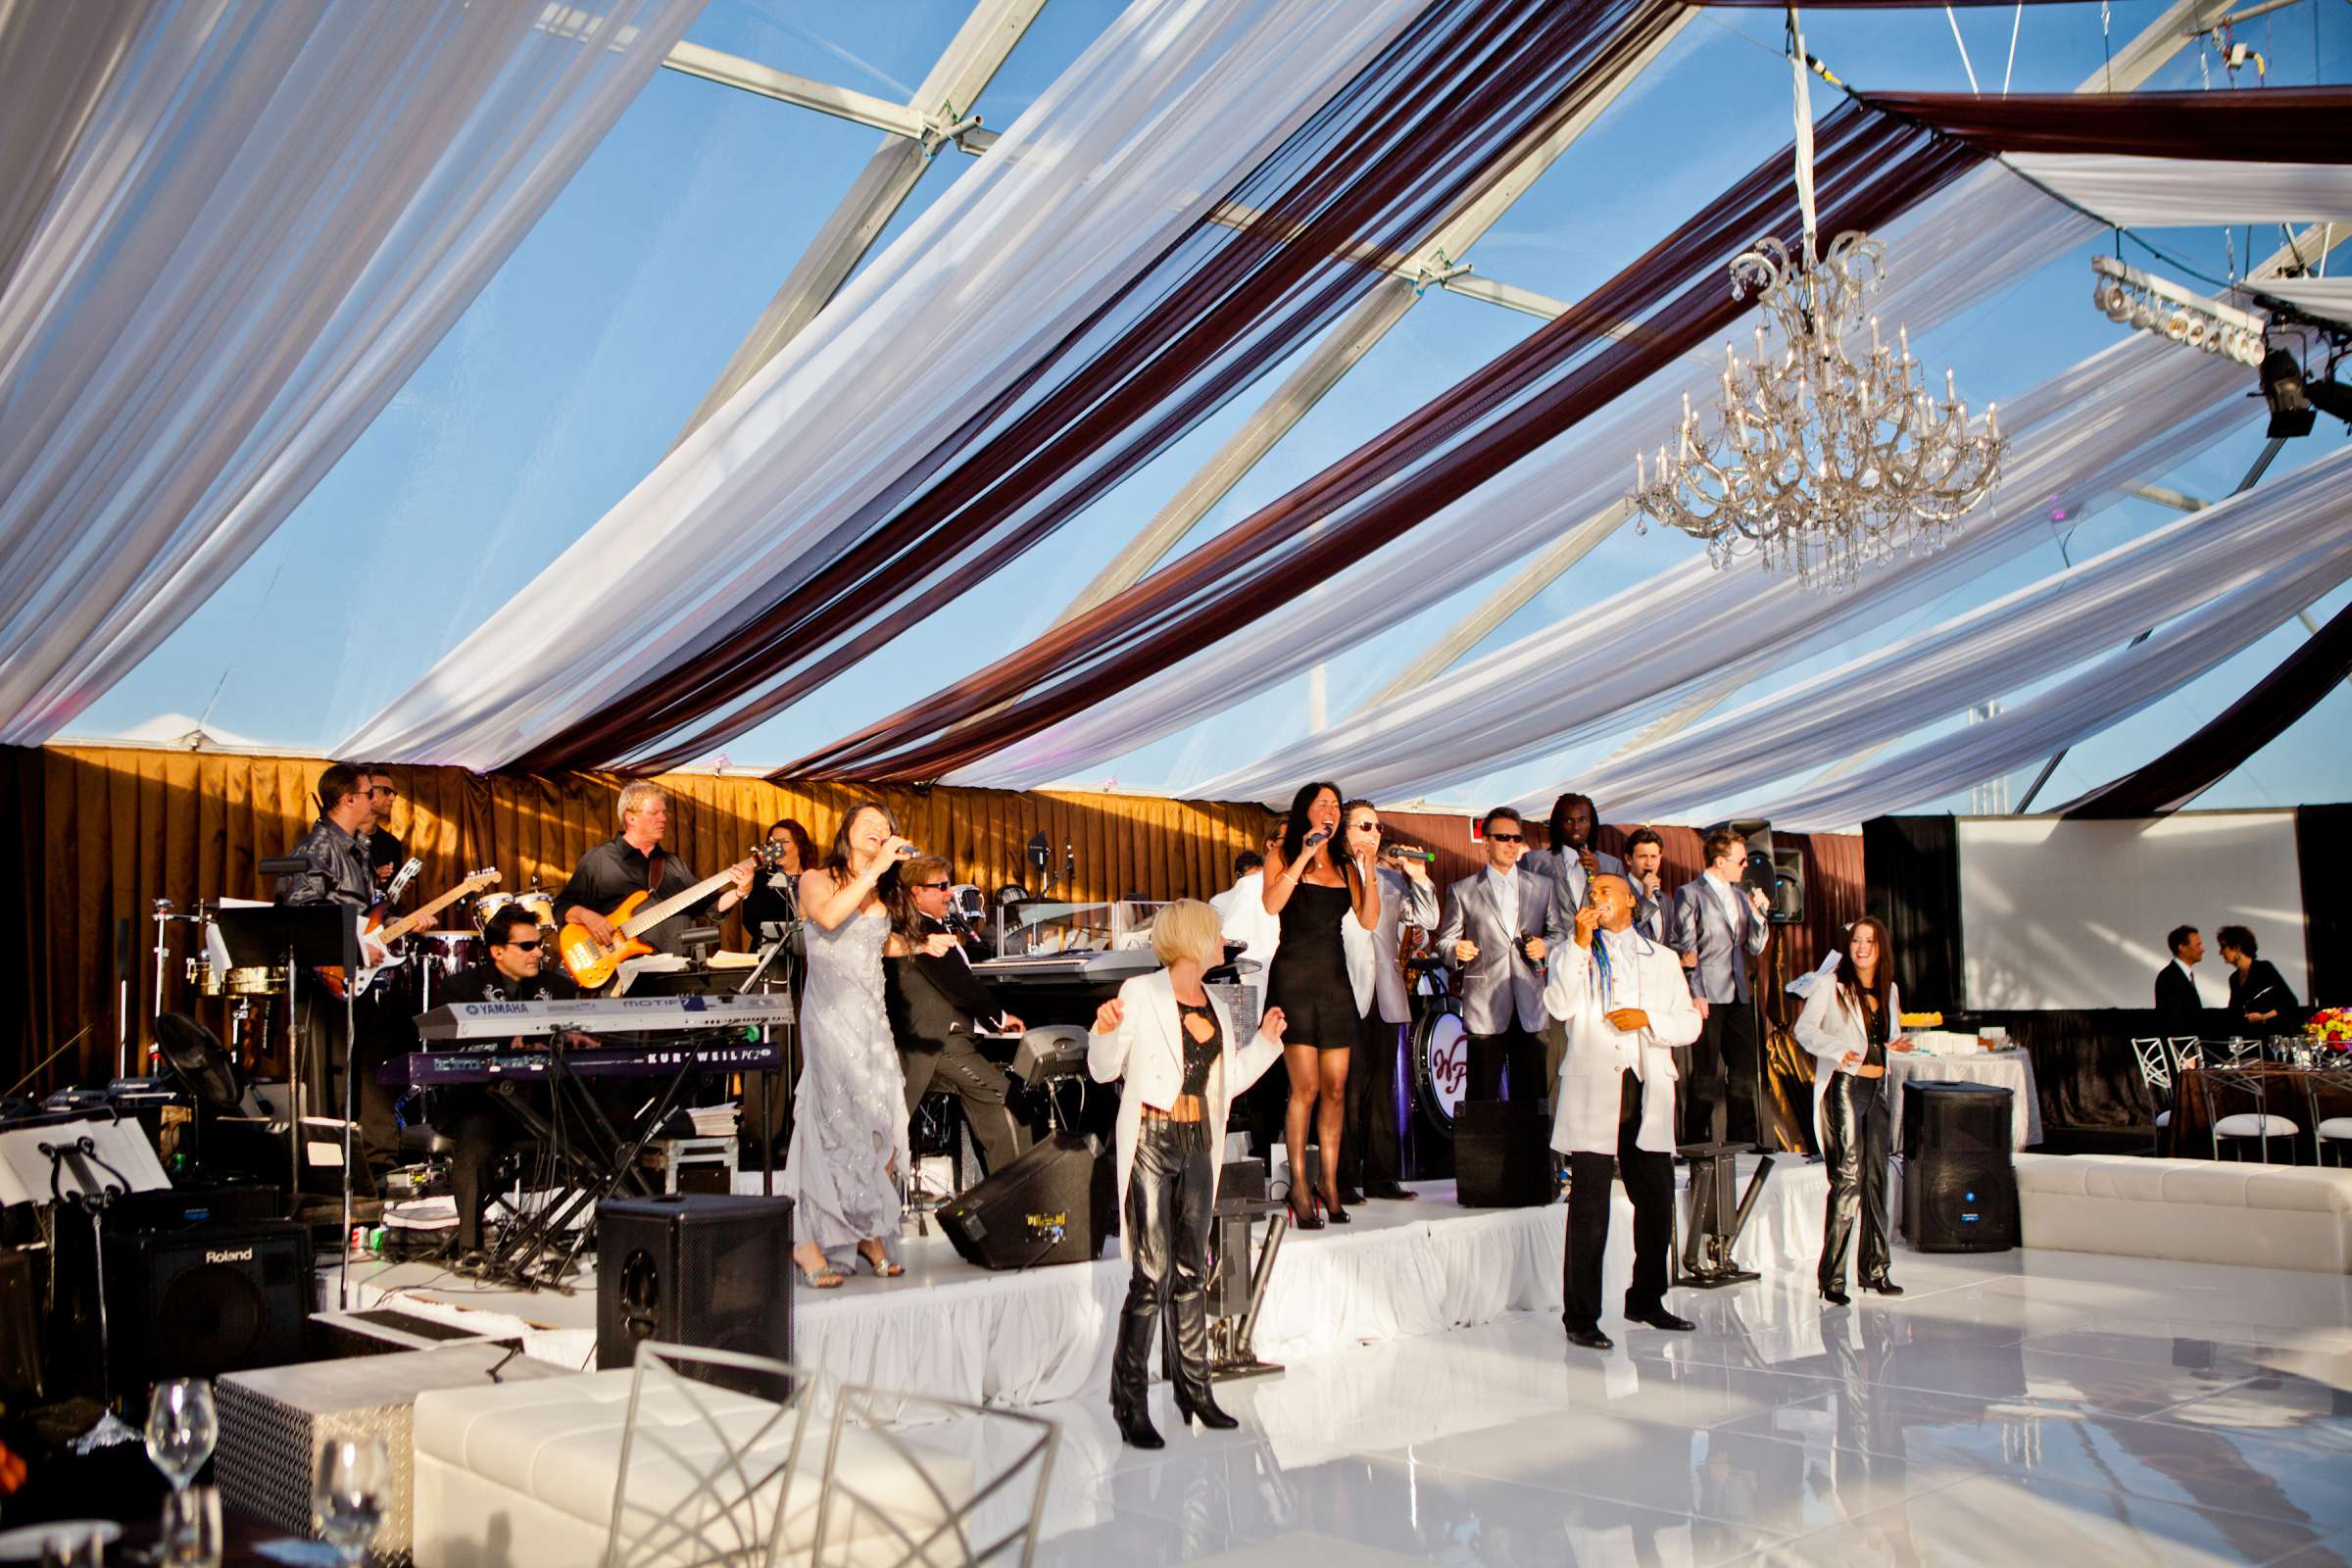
[318,867,501,1000]
[560,864,747,990]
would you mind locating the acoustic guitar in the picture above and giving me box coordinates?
[560,864,746,990]
[318,866,500,1000]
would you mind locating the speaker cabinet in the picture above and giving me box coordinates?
[1899,1082,2017,1251]
[937,1132,1113,1270]
[1453,1099,1554,1208]
[104,1219,312,1386]
[597,1194,795,1392]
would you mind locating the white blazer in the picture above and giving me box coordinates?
[1542,928,1702,1157]
[1087,967,1285,1248]
[1341,866,1440,1024]
[1793,977,1902,1151]
[1216,871,1279,997]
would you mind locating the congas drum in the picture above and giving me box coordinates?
[222,966,284,997]
[1411,996,1469,1136]
[474,889,556,936]
[187,956,219,997]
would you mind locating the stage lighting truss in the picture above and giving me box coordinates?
[2090,255,2267,368]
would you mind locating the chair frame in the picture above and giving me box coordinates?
[809,1382,1059,1568]
[2195,1061,2301,1165]
[603,1342,823,1568]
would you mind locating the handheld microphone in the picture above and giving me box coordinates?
[894,843,919,858]
[1518,928,1547,978]
[1302,828,1332,850]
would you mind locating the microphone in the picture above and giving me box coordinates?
[1518,928,1547,978]
[894,843,919,858]
[1302,828,1332,850]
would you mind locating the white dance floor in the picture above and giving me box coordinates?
[334,1156,1834,1401]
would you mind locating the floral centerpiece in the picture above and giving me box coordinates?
[2303,1006,2352,1051]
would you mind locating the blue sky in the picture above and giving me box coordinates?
[70,0,2352,819]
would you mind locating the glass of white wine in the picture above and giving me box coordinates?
[313,1436,389,1568]
[145,1379,219,1493]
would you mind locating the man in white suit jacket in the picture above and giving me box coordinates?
[1545,872,1702,1349]
[1341,848,1439,1200]
[1435,807,1563,1103]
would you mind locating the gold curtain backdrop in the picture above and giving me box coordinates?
[3,745,1266,1086]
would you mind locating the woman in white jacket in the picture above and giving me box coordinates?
[1794,917,1915,1305]
[1089,899,1288,1449]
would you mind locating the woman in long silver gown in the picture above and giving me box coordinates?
[786,803,913,1287]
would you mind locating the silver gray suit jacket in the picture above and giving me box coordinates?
[1435,865,1567,1034]
[1669,874,1770,1004]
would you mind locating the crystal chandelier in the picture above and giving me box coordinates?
[1630,11,2006,591]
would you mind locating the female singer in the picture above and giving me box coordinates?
[1261,782,1380,1227]
[786,804,912,1288]
[1796,916,1915,1305]
[1089,899,1287,1448]
[2217,924,2301,1031]
[741,817,817,938]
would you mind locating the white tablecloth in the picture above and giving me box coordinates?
[1887,1049,2041,1149]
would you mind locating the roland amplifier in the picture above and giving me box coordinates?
[104,1218,313,1386]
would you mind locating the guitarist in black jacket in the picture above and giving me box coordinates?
[885,856,1031,1179]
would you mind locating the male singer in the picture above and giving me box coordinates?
[1342,838,1439,1201]
[1670,828,1772,1147]
[1546,873,1700,1348]
[1624,828,1670,942]
[1525,792,1626,916]
[887,855,1030,1178]
[1436,807,1562,1102]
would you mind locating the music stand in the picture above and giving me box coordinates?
[1,1116,169,1403]
[212,904,359,1298]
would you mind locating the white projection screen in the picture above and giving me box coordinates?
[1957,812,2308,1011]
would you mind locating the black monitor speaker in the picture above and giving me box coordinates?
[1453,1099,1554,1207]
[597,1194,795,1394]
[1899,1082,2017,1252]
[104,1219,312,1386]
[937,1132,1113,1269]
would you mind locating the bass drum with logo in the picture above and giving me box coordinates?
[1408,986,1467,1179]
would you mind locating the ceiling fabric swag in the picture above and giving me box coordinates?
[786,101,1990,784]
[951,161,2099,792]
[2058,597,2352,819]
[1565,441,2352,827]
[1193,331,2250,807]
[338,0,1444,769]
[512,0,1689,774]
[2243,276,2352,327]
[2002,154,2352,229]
[1745,459,2352,832]
[1858,87,2352,164]
[0,0,705,746]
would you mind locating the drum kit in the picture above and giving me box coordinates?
[1399,922,1467,1136]
[155,881,563,1064]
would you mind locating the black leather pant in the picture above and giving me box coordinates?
[1818,1070,1892,1290]
[1113,1119,1217,1421]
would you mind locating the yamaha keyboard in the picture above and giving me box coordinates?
[391,1041,779,1087]
[967,950,1160,982]
[414,992,794,1043]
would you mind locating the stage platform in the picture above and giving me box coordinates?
[327,1156,1836,1408]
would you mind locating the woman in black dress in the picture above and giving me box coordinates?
[2216,924,2301,1033]
[1261,781,1380,1227]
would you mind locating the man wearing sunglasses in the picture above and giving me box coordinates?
[432,906,582,1255]
[356,765,408,899]
[885,855,1031,1180]
[1435,806,1565,1105]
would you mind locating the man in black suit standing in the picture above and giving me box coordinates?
[887,855,1030,1179]
[2154,925,2206,1036]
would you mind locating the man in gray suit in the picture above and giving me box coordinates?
[1668,826,1773,1147]
[1436,807,1565,1102]
[1525,792,1627,920]
[1624,828,1671,943]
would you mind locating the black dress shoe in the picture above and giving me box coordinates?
[1820,1286,1851,1307]
[1565,1326,1615,1350]
[1628,1308,1695,1332]
[1364,1182,1418,1201]
[1861,1278,1904,1297]
[1338,1185,1367,1206]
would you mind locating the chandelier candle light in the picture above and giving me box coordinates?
[1631,10,2006,590]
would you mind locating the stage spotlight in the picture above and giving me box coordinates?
[2259,349,2317,440]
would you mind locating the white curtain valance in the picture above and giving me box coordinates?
[0,0,705,744]
[2244,274,2352,326]
[2005,153,2352,228]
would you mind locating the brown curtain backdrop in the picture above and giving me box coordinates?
[3,745,1267,1089]
[1860,87,2352,163]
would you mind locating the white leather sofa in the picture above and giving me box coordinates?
[2013,1152,2352,1274]
[411,1367,976,1568]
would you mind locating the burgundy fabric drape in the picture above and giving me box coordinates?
[1862,88,2352,163]
[2058,598,2352,818]
[783,101,1985,783]
[518,0,1689,773]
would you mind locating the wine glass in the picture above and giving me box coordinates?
[161,1483,224,1568]
[145,1379,219,1492]
[313,1436,389,1567]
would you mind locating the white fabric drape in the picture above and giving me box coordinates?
[2245,274,2352,326]
[1179,326,2248,806]
[1746,449,2352,831]
[339,0,1432,768]
[0,0,703,744]
[0,0,161,290]
[948,163,2101,790]
[2005,153,2352,228]
[1573,442,2352,826]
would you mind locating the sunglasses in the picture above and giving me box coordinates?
[507,939,543,952]
[912,880,952,891]
[1489,832,1524,843]
[368,786,398,799]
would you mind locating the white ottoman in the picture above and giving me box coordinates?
[2013,1152,2352,1273]
[411,1368,974,1568]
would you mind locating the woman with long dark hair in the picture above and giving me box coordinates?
[1796,916,1915,1304]
[1260,781,1380,1228]
[785,803,912,1288]
[742,817,818,939]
